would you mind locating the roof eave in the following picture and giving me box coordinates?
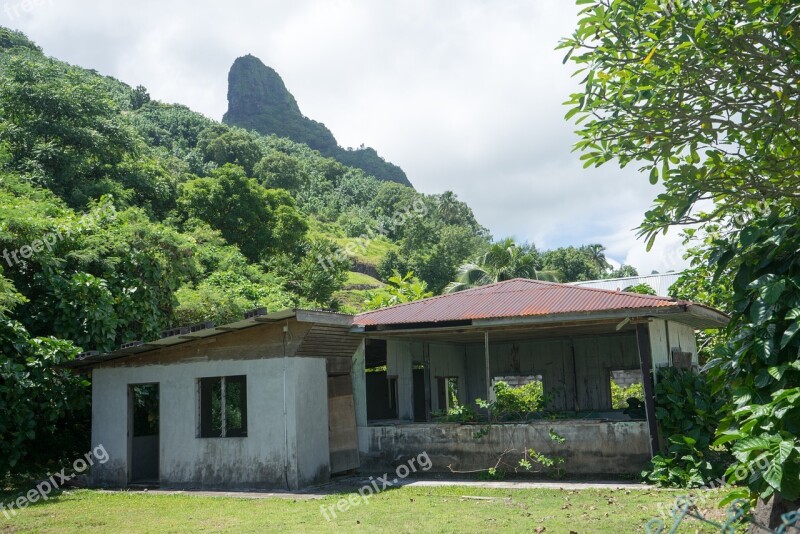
[352,304,729,333]
[66,308,354,370]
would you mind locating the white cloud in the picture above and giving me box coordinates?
[5,0,689,275]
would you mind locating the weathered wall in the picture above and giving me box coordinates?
[387,333,642,419]
[351,340,367,427]
[359,421,650,475]
[649,320,699,379]
[90,356,329,490]
[386,339,422,420]
[428,343,467,411]
[451,333,639,412]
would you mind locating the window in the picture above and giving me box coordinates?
[132,383,159,437]
[199,375,247,438]
[609,369,644,410]
[436,377,459,411]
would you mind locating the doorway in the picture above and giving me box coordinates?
[129,383,159,484]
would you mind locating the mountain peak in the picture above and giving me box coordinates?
[225,55,302,119]
[223,55,411,187]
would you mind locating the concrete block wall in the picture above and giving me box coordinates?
[90,357,329,490]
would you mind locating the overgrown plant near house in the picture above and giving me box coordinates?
[643,368,729,488]
[0,318,91,475]
[431,403,479,423]
[518,429,567,478]
[473,382,565,478]
[708,211,800,502]
[480,380,552,422]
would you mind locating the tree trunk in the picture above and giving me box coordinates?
[749,495,799,532]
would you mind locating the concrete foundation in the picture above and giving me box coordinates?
[358,420,650,475]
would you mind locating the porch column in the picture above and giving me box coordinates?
[351,339,367,428]
[484,330,491,400]
[635,322,661,456]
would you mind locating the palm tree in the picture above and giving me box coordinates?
[584,244,611,274]
[444,238,560,293]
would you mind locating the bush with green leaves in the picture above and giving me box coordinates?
[474,380,553,423]
[643,367,729,488]
[0,318,90,475]
[431,403,479,423]
[562,0,800,507]
[363,271,433,310]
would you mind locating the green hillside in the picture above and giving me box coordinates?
[0,26,642,474]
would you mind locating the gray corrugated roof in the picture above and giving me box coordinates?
[570,272,685,297]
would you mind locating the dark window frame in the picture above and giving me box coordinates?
[198,375,248,438]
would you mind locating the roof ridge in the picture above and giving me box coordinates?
[355,277,681,319]
[355,278,540,318]
[485,278,678,302]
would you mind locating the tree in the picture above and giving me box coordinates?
[445,238,559,293]
[0,318,90,474]
[0,55,137,206]
[130,85,150,110]
[622,283,656,296]
[560,0,800,246]
[541,246,601,283]
[584,244,611,274]
[609,264,638,278]
[267,239,350,306]
[176,164,307,262]
[196,126,262,176]
[253,151,307,192]
[364,272,433,310]
[562,0,800,506]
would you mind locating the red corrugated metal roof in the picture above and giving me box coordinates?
[354,278,684,326]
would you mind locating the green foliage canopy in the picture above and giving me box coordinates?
[177,164,307,262]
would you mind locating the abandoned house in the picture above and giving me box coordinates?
[71,278,728,489]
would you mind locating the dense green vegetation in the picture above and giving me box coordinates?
[563,0,800,507]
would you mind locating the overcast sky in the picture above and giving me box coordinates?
[6,0,690,274]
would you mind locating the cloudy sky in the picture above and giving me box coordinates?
[6,0,689,273]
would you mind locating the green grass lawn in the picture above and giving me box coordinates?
[0,485,739,533]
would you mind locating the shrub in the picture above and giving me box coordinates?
[642,367,730,488]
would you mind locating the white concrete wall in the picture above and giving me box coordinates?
[649,320,670,369]
[91,357,329,490]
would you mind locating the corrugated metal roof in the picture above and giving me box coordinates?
[354,278,686,326]
[570,272,685,297]
[67,308,354,368]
